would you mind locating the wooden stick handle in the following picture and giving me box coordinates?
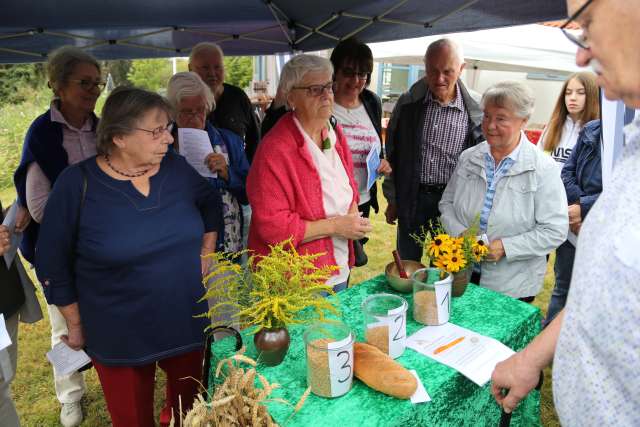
[392,250,408,279]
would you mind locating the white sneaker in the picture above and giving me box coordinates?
[60,401,83,427]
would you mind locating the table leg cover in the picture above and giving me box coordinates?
[209,275,541,427]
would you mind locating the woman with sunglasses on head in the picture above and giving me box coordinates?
[330,39,392,265]
[247,54,372,292]
[35,87,222,427]
[13,45,106,427]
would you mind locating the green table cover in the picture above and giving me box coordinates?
[209,275,541,427]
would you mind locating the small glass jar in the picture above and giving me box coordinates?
[362,293,408,359]
[303,321,354,398]
[412,267,452,325]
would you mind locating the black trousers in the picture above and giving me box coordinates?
[396,190,443,262]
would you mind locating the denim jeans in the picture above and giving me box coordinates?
[397,191,443,262]
[544,240,575,327]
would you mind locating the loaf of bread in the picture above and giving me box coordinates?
[353,342,417,399]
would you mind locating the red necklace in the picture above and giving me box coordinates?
[104,155,150,178]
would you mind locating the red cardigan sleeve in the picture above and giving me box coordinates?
[246,139,308,248]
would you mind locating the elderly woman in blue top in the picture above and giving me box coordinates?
[439,81,568,301]
[167,72,249,257]
[35,87,223,427]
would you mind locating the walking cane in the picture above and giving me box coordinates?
[499,372,544,427]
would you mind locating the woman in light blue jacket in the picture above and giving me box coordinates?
[440,81,568,300]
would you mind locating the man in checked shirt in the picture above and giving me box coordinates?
[383,38,484,261]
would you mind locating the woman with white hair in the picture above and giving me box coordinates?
[439,81,568,300]
[247,54,372,292]
[13,45,105,427]
[167,71,249,256]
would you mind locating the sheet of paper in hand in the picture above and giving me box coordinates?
[0,314,11,352]
[366,145,381,190]
[406,322,514,386]
[46,342,92,377]
[178,128,216,178]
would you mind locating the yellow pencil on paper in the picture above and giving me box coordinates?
[433,336,465,355]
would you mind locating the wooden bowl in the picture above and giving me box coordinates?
[385,260,426,293]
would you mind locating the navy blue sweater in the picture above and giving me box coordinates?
[35,153,222,366]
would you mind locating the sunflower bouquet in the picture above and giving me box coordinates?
[414,219,489,275]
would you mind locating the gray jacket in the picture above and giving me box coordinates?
[0,256,42,383]
[439,136,568,298]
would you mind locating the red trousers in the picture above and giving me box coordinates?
[93,349,203,427]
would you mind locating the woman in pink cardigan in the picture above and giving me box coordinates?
[247,54,372,291]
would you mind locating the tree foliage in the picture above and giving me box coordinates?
[0,63,47,107]
[224,56,253,89]
[127,58,189,92]
[126,56,253,93]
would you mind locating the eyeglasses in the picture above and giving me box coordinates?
[292,82,333,97]
[178,107,207,118]
[560,0,594,49]
[67,79,107,92]
[133,122,174,139]
[194,64,224,73]
[341,68,370,80]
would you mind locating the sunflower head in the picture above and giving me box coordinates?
[472,239,489,262]
[442,251,467,273]
[428,234,452,257]
[450,237,464,250]
[433,256,448,271]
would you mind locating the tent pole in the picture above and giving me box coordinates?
[0,47,43,58]
[295,14,340,44]
[0,31,35,41]
[265,1,294,46]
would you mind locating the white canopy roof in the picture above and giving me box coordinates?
[369,24,581,75]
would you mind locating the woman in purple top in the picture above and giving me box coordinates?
[35,87,223,427]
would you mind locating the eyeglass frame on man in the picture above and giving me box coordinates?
[560,0,594,49]
[67,79,107,92]
[292,82,334,97]
[178,107,207,118]
[132,122,175,139]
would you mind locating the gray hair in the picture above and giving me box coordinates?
[278,54,334,98]
[189,42,224,64]
[96,87,173,155]
[481,81,536,120]
[46,46,101,95]
[167,71,216,113]
[424,38,465,65]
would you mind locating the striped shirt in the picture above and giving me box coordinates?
[479,141,522,232]
[420,83,469,185]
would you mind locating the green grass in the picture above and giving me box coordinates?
[9,186,559,426]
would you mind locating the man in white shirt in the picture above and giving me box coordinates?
[490,1,640,425]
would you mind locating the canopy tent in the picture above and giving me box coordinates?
[0,0,566,63]
[369,24,581,75]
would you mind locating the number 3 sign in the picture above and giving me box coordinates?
[328,334,354,397]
